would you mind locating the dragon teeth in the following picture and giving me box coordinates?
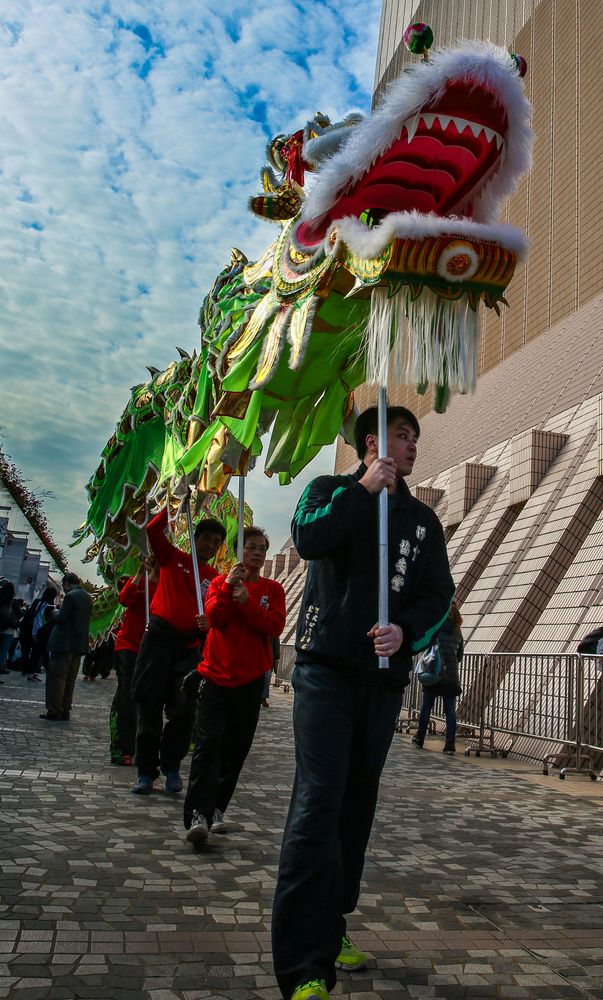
[405,112,421,143]
[403,113,504,149]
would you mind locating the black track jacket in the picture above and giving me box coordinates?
[292,464,454,690]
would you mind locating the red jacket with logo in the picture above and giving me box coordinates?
[147,508,218,639]
[198,574,286,688]
[115,575,158,653]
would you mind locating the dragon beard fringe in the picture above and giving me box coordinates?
[363,286,479,395]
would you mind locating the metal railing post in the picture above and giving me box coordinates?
[559,655,598,781]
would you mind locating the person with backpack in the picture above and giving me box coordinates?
[25,586,58,683]
[411,601,463,754]
[41,573,93,721]
[577,626,603,655]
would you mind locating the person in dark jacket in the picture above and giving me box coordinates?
[577,626,603,654]
[411,601,463,753]
[271,405,455,1000]
[130,509,226,796]
[25,585,58,682]
[41,573,93,721]
[0,579,18,680]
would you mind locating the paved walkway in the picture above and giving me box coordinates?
[1,670,603,1000]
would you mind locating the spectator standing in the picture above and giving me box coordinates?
[271,406,454,1000]
[262,635,281,708]
[41,574,93,721]
[18,598,38,676]
[577,626,603,654]
[411,601,463,753]
[83,634,116,681]
[183,526,286,843]
[130,509,225,795]
[0,580,18,680]
[109,560,158,765]
[24,586,58,683]
[6,599,25,668]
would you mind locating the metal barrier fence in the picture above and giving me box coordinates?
[278,646,602,780]
[399,652,603,780]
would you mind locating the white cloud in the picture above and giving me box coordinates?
[0,0,380,578]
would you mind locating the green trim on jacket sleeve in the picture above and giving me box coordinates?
[410,599,454,653]
[293,484,349,527]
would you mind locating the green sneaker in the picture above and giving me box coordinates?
[290,979,329,1000]
[335,934,368,970]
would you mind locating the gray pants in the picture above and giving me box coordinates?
[46,652,81,715]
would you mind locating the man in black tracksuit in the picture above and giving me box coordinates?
[271,406,455,1000]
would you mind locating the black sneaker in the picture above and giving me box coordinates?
[442,744,456,754]
[411,735,424,748]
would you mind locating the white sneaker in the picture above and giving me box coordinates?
[211,808,228,834]
[186,811,209,844]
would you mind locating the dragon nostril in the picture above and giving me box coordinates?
[511,53,527,77]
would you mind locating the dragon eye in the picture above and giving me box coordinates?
[511,53,527,77]
[403,22,434,59]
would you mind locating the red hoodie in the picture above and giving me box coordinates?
[147,508,218,639]
[115,575,158,653]
[198,574,286,688]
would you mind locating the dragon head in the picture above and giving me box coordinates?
[295,41,531,249]
[236,38,533,405]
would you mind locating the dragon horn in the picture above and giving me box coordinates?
[176,347,191,360]
[146,366,160,377]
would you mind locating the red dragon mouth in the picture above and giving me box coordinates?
[296,79,508,248]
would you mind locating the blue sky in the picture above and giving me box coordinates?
[0,1,381,579]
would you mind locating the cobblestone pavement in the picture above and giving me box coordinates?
[1,671,603,1000]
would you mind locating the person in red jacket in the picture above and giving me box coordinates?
[183,525,286,843]
[131,507,226,796]
[109,559,159,766]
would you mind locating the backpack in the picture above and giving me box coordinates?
[415,642,444,686]
[32,602,50,638]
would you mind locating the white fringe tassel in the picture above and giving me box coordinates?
[363,287,405,387]
[363,286,479,394]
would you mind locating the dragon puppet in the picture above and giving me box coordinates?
[75,25,532,582]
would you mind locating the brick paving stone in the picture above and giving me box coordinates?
[1,672,603,998]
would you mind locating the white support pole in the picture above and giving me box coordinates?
[377,385,389,670]
[237,476,246,561]
[186,498,204,614]
[144,497,151,623]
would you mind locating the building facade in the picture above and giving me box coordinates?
[0,474,63,602]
